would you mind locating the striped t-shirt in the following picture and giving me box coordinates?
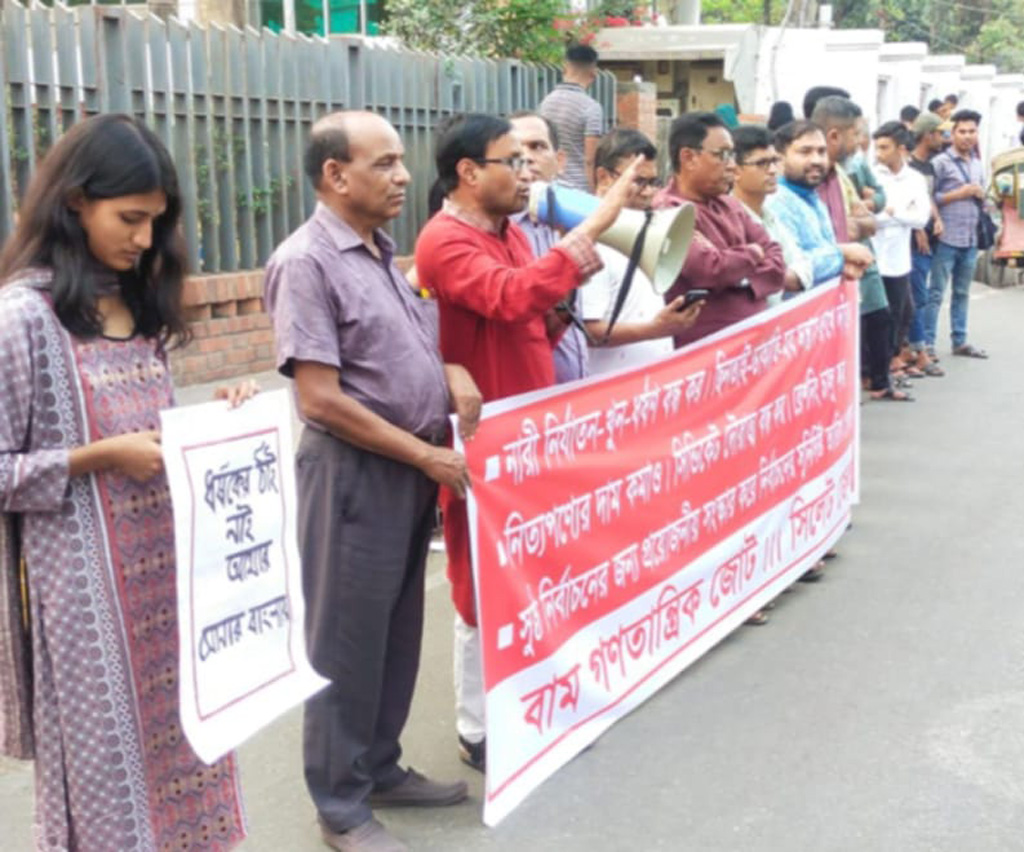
[539,82,605,191]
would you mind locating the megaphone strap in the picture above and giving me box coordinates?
[602,209,653,346]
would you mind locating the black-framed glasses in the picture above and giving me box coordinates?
[691,146,737,163]
[608,169,661,190]
[739,155,782,170]
[474,155,527,172]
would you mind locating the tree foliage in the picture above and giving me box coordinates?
[381,0,571,65]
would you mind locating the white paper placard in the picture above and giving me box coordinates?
[161,389,327,764]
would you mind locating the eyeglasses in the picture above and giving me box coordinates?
[693,146,737,163]
[739,156,782,170]
[608,169,661,190]
[474,156,526,172]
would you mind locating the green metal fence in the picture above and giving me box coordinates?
[0,1,616,267]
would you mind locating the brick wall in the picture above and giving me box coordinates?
[169,270,275,387]
[616,80,658,142]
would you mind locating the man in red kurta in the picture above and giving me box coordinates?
[653,111,786,348]
[414,113,638,772]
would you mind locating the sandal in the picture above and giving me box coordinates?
[745,609,770,626]
[870,387,914,402]
[903,366,925,378]
[799,560,826,582]
[922,362,945,377]
[952,343,989,359]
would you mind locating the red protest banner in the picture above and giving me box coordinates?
[459,279,860,826]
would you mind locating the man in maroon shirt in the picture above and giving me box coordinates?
[653,111,786,347]
[415,113,639,773]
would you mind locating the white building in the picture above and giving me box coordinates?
[593,23,1024,166]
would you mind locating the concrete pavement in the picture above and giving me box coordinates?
[3,283,1024,851]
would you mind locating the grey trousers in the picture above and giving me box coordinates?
[296,427,438,832]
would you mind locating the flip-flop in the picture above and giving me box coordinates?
[870,387,914,402]
[922,362,945,377]
[903,366,926,378]
[952,344,989,359]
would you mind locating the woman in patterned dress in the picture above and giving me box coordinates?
[0,114,251,851]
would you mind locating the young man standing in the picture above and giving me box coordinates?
[872,121,932,375]
[926,108,989,359]
[811,96,908,401]
[765,120,873,287]
[731,124,813,300]
[580,128,702,374]
[905,112,948,375]
[539,44,605,191]
[770,118,872,286]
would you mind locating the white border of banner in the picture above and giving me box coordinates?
[456,278,860,825]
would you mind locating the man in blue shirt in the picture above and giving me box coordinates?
[765,120,872,285]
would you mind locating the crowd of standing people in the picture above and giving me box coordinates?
[0,40,998,852]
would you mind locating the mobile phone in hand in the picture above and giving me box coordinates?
[678,289,709,309]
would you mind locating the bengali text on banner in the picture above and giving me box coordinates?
[458,278,861,826]
[161,390,327,765]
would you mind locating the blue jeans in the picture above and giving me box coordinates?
[925,241,977,349]
[908,248,932,348]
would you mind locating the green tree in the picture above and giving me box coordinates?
[702,0,785,25]
[382,0,571,65]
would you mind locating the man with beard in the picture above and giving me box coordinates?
[652,111,786,348]
[764,120,872,286]
[905,112,947,375]
[414,113,638,773]
[811,96,910,401]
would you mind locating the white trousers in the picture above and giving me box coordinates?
[453,613,486,744]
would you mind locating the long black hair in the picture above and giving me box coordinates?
[0,113,190,348]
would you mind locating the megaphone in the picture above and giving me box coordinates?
[528,182,695,294]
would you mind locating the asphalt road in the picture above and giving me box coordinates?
[3,282,1024,851]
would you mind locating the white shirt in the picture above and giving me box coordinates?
[580,244,673,375]
[873,160,931,277]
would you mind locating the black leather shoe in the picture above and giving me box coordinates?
[458,736,485,773]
